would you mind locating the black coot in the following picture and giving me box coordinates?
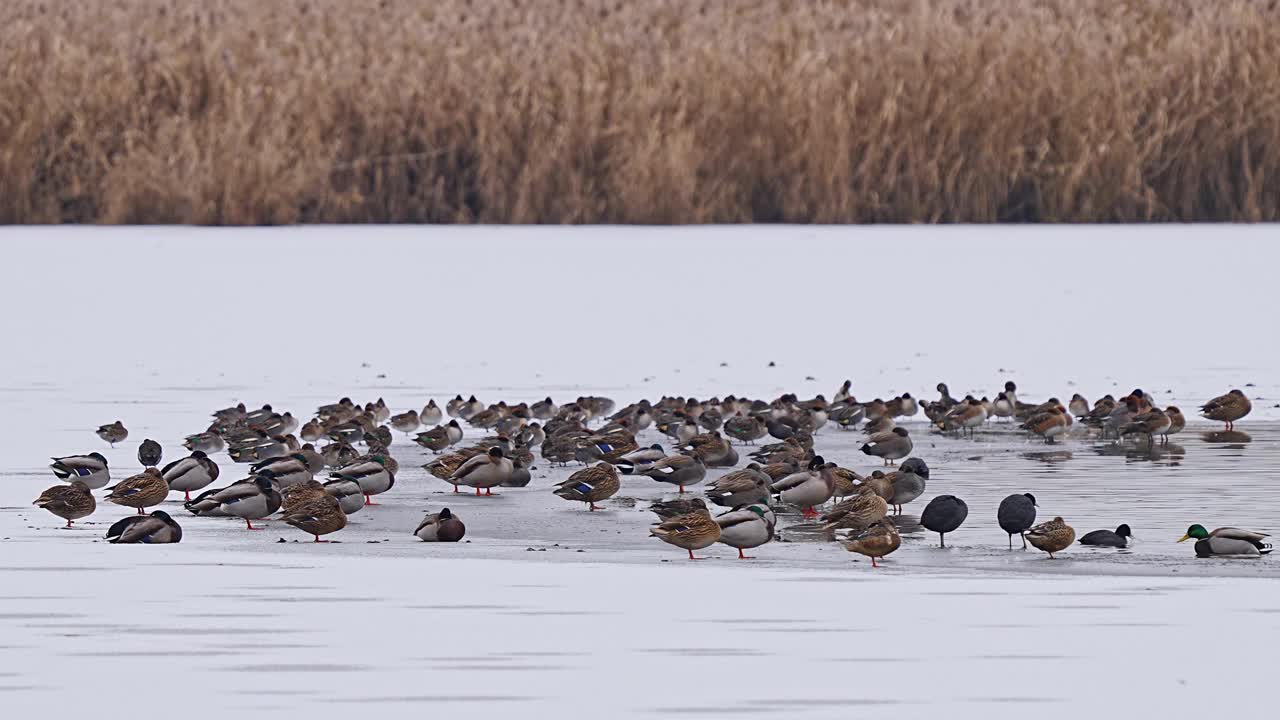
[997,493,1037,549]
[920,495,968,547]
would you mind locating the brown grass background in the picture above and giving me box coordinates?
[2,0,1279,224]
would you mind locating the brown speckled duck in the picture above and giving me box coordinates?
[104,468,169,514]
[553,462,620,511]
[1200,389,1251,430]
[1027,516,1076,558]
[33,481,96,528]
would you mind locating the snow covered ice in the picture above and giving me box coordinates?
[2,226,1278,718]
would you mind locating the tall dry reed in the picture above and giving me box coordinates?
[2,0,1279,224]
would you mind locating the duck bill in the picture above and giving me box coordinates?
[1176,534,1190,543]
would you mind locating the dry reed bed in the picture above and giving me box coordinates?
[1,0,1279,224]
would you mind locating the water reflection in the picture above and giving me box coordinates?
[1200,430,1252,446]
[1022,451,1073,464]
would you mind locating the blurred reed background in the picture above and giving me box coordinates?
[2,0,1278,224]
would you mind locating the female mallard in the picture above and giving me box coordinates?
[415,508,466,542]
[770,457,835,519]
[50,452,110,490]
[715,504,775,559]
[323,478,365,516]
[160,450,220,502]
[331,456,395,505]
[1178,525,1272,557]
[860,427,912,466]
[860,471,894,502]
[639,453,706,493]
[821,485,888,532]
[826,465,864,500]
[104,468,170,514]
[1200,390,1252,430]
[448,447,513,496]
[553,462,620,511]
[96,420,128,447]
[650,506,721,560]
[282,495,347,542]
[843,518,901,568]
[1079,524,1133,548]
[1026,517,1075,558]
[105,511,182,544]
[33,481,96,528]
[677,432,736,467]
[137,439,163,468]
[649,497,708,521]
[705,464,771,508]
[920,494,968,547]
[281,480,327,515]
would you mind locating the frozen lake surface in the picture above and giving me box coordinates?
[2,226,1279,717]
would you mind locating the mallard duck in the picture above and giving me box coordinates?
[137,439,162,468]
[715,504,775,559]
[614,444,666,475]
[281,479,327,515]
[1178,525,1272,557]
[855,471,891,502]
[418,399,443,425]
[502,457,533,487]
[253,452,316,486]
[553,463,620,511]
[1020,405,1072,444]
[770,457,835,518]
[159,450,220,502]
[723,415,767,445]
[885,458,929,514]
[33,481,96,528]
[1068,394,1090,419]
[842,518,901,568]
[821,486,888,531]
[50,452,110,490]
[997,493,1038,549]
[677,432,736,467]
[1079,524,1133,548]
[920,495,968,547]
[705,464,771,507]
[650,507,721,560]
[282,495,347,542]
[425,452,466,483]
[189,476,282,529]
[448,447,513,496]
[827,465,864,500]
[320,442,360,469]
[860,427,912,466]
[414,424,454,453]
[390,409,421,435]
[1163,406,1186,441]
[323,478,365,516]
[183,431,225,454]
[639,453,706,493]
[105,510,182,544]
[96,420,128,446]
[415,508,466,541]
[1026,517,1075,558]
[1200,390,1252,430]
[1122,408,1171,446]
[104,468,169,514]
[649,497,708,521]
[331,455,395,505]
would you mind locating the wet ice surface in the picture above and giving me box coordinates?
[3,227,1279,717]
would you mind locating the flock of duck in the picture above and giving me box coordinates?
[31,381,1272,567]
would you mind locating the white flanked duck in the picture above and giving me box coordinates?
[1178,524,1272,557]
[331,455,395,505]
[160,450,221,502]
[715,504,775,559]
[188,476,282,530]
[769,457,835,519]
[50,452,110,490]
[414,508,466,542]
[448,447,513,496]
[106,511,183,544]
